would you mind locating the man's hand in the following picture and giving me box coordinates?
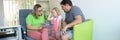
[62,25,68,35]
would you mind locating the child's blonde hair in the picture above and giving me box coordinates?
[52,7,61,16]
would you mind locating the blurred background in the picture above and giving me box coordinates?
[0,0,120,40]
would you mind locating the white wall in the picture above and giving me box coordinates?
[0,0,5,26]
[71,0,120,40]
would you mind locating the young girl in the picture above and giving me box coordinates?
[47,7,62,40]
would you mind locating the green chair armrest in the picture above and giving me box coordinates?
[72,19,93,40]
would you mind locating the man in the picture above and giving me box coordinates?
[60,0,85,40]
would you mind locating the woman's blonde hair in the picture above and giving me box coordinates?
[52,7,61,16]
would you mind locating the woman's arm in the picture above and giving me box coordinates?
[26,24,42,31]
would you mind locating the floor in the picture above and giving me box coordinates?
[0,37,17,40]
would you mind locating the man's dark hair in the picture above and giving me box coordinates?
[60,0,72,6]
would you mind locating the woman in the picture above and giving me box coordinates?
[26,4,48,40]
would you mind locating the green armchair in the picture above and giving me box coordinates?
[72,19,93,40]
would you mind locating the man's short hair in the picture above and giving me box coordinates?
[60,0,73,6]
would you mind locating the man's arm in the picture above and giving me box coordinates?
[62,15,82,35]
[62,19,68,28]
[66,15,82,28]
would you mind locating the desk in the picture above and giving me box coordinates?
[0,25,22,40]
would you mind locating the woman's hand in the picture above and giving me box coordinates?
[39,27,42,30]
[36,27,42,31]
[27,24,41,31]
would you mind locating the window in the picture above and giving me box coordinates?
[3,0,34,26]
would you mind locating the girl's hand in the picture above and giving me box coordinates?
[47,17,51,20]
